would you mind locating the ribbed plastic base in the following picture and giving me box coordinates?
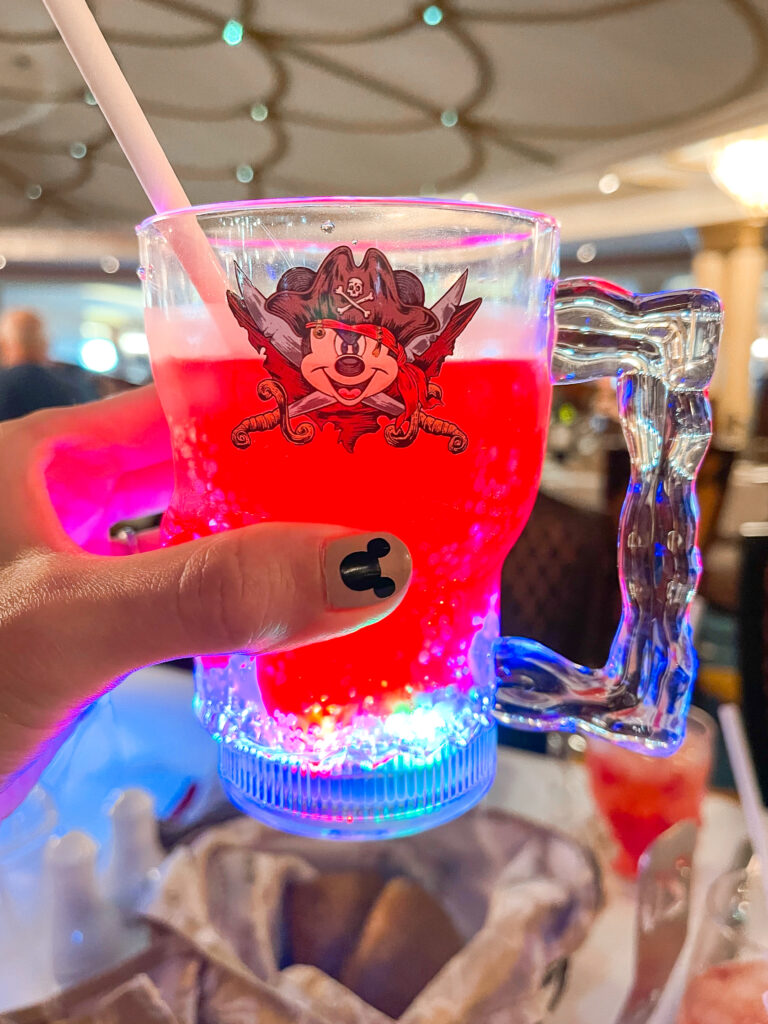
[218,721,497,840]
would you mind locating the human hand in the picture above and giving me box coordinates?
[0,387,410,812]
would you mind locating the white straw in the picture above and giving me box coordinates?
[42,0,188,214]
[718,703,768,916]
[42,0,227,306]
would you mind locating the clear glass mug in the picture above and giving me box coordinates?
[137,198,720,839]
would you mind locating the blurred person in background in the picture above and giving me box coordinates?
[0,309,86,420]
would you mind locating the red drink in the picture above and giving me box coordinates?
[678,960,768,1023]
[139,206,562,836]
[585,709,713,876]
[153,353,550,723]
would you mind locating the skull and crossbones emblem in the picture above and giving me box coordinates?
[336,277,373,318]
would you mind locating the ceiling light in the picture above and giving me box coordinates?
[222,19,244,46]
[440,109,458,128]
[751,336,768,360]
[25,183,42,200]
[83,88,97,106]
[598,172,620,195]
[710,135,768,211]
[236,163,254,183]
[250,103,268,122]
[70,141,87,159]
[423,5,444,25]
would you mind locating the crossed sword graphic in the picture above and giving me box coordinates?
[234,263,468,421]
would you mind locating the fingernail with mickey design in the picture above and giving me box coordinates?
[324,532,412,609]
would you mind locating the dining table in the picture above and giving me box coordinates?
[28,667,752,1024]
[488,745,748,1024]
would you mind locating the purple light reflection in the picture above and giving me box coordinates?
[202,230,533,253]
[137,195,558,235]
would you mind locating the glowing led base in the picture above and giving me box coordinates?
[194,649,498,838]
[218,720,497,839]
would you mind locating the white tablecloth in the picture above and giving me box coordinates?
[37,667,749,1023]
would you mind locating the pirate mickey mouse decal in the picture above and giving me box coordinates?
[227,245,482,453]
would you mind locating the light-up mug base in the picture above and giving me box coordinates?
[216,721,497,840]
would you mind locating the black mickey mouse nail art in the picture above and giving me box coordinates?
[325,532,412,609]
[339,538,396,599]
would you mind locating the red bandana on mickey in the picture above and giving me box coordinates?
[227,246,481,454]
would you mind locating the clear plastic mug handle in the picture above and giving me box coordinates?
[491,277,722,751]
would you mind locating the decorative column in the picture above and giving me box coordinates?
[694,221,766,442]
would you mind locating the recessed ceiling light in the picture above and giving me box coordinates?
[598,173,621,195]
[576,243,597,263]
[222,19,244,46]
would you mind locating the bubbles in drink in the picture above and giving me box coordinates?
[152,348,551,731]
[195,656,494,769]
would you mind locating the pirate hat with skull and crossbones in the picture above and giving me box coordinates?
[227,245,482,453]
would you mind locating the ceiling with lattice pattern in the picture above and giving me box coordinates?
[1,0,768,232]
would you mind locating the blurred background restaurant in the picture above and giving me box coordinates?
[3,0,766,762]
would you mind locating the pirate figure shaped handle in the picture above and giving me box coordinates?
[492,278,722,752]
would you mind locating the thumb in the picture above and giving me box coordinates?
[76,524,410,673]
[5,525,410,728]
